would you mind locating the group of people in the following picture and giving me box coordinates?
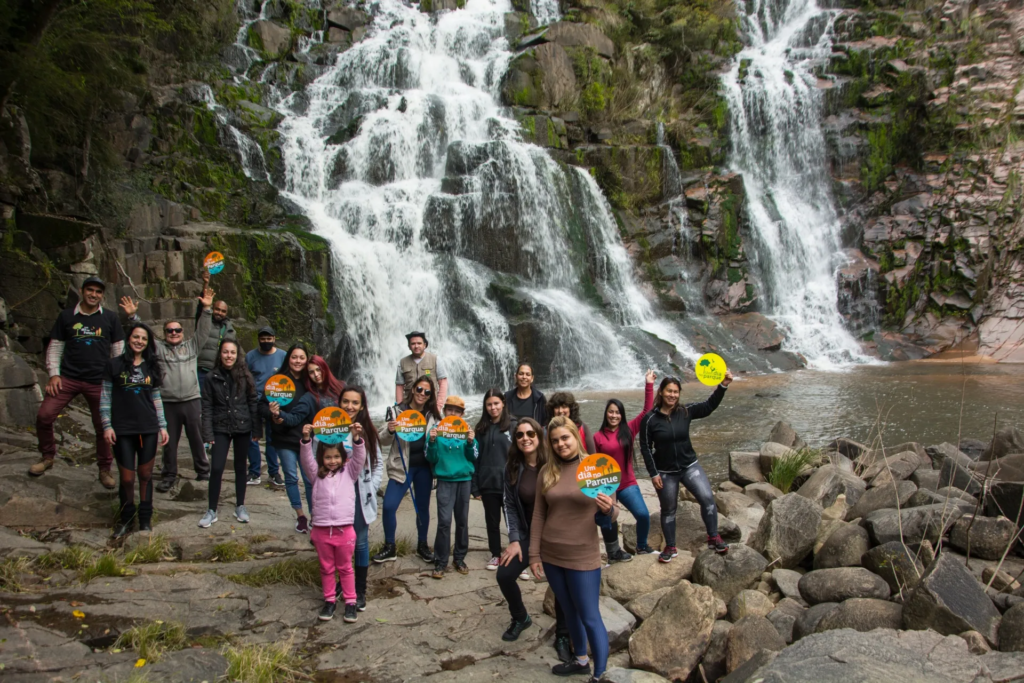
[30,280,735,682]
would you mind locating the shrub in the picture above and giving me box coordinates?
[768,448,823,493]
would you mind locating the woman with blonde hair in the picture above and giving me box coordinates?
[529,416,616,681]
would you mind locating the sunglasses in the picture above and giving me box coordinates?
[414,386,433,395]
[515,430,537,440]
[165,327,183,334]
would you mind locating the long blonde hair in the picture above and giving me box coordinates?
[539,416,587,494]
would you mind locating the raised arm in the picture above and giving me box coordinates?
[298,437,318,482]
[628,377,656,438]
[686,385,727,421]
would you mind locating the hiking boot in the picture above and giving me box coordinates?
[552,660,590,677]
[634,544,657,555]
[501,615,532,642]
[318,601,336,621]
[98,470,116,489]
[271,473,285,488]
[416,542,434,563]
[708,534,729,554]
[372,543,397,563]
[608,548,633,563]
[343,603,357,623]
[246,474,261,486]
[198,509,218,528]
[454,560,469,575]
[432,565,445,580]
[554,635,573,663]
[28,459,53,476]
[295,515,309,534]
[658,546,678,563]
[155,478,174,493]
[112,520,134,539]
[234,505,250,523]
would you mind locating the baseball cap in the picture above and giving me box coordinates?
[444,396,466,410]
[257,326,276,337]
[81,276,106,291]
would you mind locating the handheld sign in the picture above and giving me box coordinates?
[312,407,351,445]
[264,374,296,406]
[695,353,727,387]
[576,453,621,499]
[204,251,226,275]
[395,410,427,442]
[436,415,470,448]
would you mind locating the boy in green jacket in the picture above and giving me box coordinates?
[427,396,477,578]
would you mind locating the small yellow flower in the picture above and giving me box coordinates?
[135,658,146,668]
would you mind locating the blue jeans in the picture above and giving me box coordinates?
[657,462,717,546]
[197,368,209,393]
[382,466,432,545]
[618,484,651,548]
[247,415,281,479]
[277,447,313,513]
[543,562,608,677]
[354,491,369,567]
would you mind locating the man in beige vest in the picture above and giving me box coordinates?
[395,331,448,412]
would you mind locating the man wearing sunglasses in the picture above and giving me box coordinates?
[119,288,214,492]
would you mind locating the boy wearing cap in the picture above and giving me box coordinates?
[31,277,125,487]
[245,326,286,487]
[395,331,448,413]
[426,396,477,578]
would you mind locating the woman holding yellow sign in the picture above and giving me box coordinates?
[639,357,734,562]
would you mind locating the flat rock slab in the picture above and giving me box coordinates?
[903,551,1002,645]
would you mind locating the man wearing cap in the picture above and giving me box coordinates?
[118,290,214,492]
[30,277,125,487]
[245,326,286,487]
[396,331,447,412]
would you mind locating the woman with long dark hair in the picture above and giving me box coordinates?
[260,343,314,532]
[339,385,383,611]
[373,375,441,564]
[504,363,546,423]
[639,372,733,562]
[546,391,596,453]
[530,416,616,679]
[101,322,168,538]
[474,388,515,570]
[198,339,259,528]
[594,370,657,559]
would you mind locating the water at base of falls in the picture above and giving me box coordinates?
[723,0,874,369]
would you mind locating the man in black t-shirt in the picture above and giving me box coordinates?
[31,277,125,488]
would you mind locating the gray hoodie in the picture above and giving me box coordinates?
[131,309,211,402]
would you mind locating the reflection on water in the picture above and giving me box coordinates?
[573,362,1024,483]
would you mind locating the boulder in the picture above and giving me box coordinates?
[728,589,775,621]
[500,42,577,109]
[767,421,807,451]
[847,480,917,520]
[983,567,1021,593]
[959,439,988,460]
[935,486,979,506]
[730,452,764,486]
[987,481,1024,530]
[621,519,665,555]
[973,454,1024,482]
[625,586,672,622]
[907,488,976,511]
[691,545,768,602]
[926,443,970,470]
[862,541,925,595]
[743,482,783,507]
[251,20,291,59]
[814,524,870,569]
[792,602,837,641]
[602,552,692,603]
[714,492,763,518]
[599,668,670,683]
[826,437,868,460]
[814,598,903,633]
[326,7,369,30]
[796,465,866,508]
[759,442,797,476]
[628,580,716,681]
[766,598,806,644]
[939,453,983,496]
[699,620,733,683]
[719,481,744,493]
[601,596,637,652]
[960,630,992,654]
[748,494,823,569]
[541,21,615,58]
[798,568,891,604]
[725,615,786,673]
[1000,603,1024,652]
[910,468,940,491]
[949,514,1017,561]
[864,504,963,546]
[980,427,1024,462]
[862,451,922,488]
[770,568,804,601]
[903,551,1003,645]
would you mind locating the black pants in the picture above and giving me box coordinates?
[114,433,158,524]
[481,491,504,558]
[162,399,210,481]
[209,432,249,511]
[495,537,568,636]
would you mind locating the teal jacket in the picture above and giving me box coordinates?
[426,437,478,482]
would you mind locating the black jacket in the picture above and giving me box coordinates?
[504,387,546,424]
[201,366,258,442]
[475,419,516,494]
[639,385,727,475]
[259,376,308,451]
[503,462,530,544]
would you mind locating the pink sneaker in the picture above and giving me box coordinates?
[486,557,499,571]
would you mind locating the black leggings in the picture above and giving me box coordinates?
[495,537,568,636]
[114,433,158,524]
[209,432,250,511]
[481,491,504,558]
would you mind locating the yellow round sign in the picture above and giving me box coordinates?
[695,353,727,386]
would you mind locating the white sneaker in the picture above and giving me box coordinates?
[518,570,530,581]
[198,509,218,528]
[486,557,499,571]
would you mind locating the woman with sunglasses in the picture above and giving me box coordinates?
[504,363,546,423]
[530,416,616,681]
[373,375,441,564]
[639,371,733,562]
[497,418,573,660]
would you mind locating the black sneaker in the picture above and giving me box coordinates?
[608,548,633,563]
[658,546,678,563]
[372,543,397,563]
[416,542,434,563]
[138,520,152,532]
[708,534,729,554]
[196,474,209,482]
[318,601,336,621]
[356,594,366,612]
[552,660,590,677]
[155,479,174,493]
[634,544,657,555]
[502,615,532,641]
[246,474,261,486]
[112,520,134,539]
[343,603,357,623]
[295,515,309,534]
[271,473,285,488]
[554,635,573,663]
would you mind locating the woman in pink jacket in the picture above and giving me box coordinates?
[593,370,656,558]
[300,421,365,624]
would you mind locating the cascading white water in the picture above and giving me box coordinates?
[723,0,871,367]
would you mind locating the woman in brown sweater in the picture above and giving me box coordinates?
[530,416,617,681]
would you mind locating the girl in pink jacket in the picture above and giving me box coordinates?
[300,422,366,624]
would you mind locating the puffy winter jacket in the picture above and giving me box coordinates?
[200,366,258,442]
[197,315,237,371]
[299,437,366,527]
[639,385,727,475]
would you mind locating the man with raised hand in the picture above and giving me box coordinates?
[395,331,448,413]
[31,276,125,488]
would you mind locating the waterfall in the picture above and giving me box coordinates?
[723,0,871,367]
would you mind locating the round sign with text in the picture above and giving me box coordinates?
[204,251,225,275]
[576,453,621,499]
[436,415,470,448]
[695,353,727,387]
[395,410,427,442]
[312,407,351,445]
[264,374,296,406]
